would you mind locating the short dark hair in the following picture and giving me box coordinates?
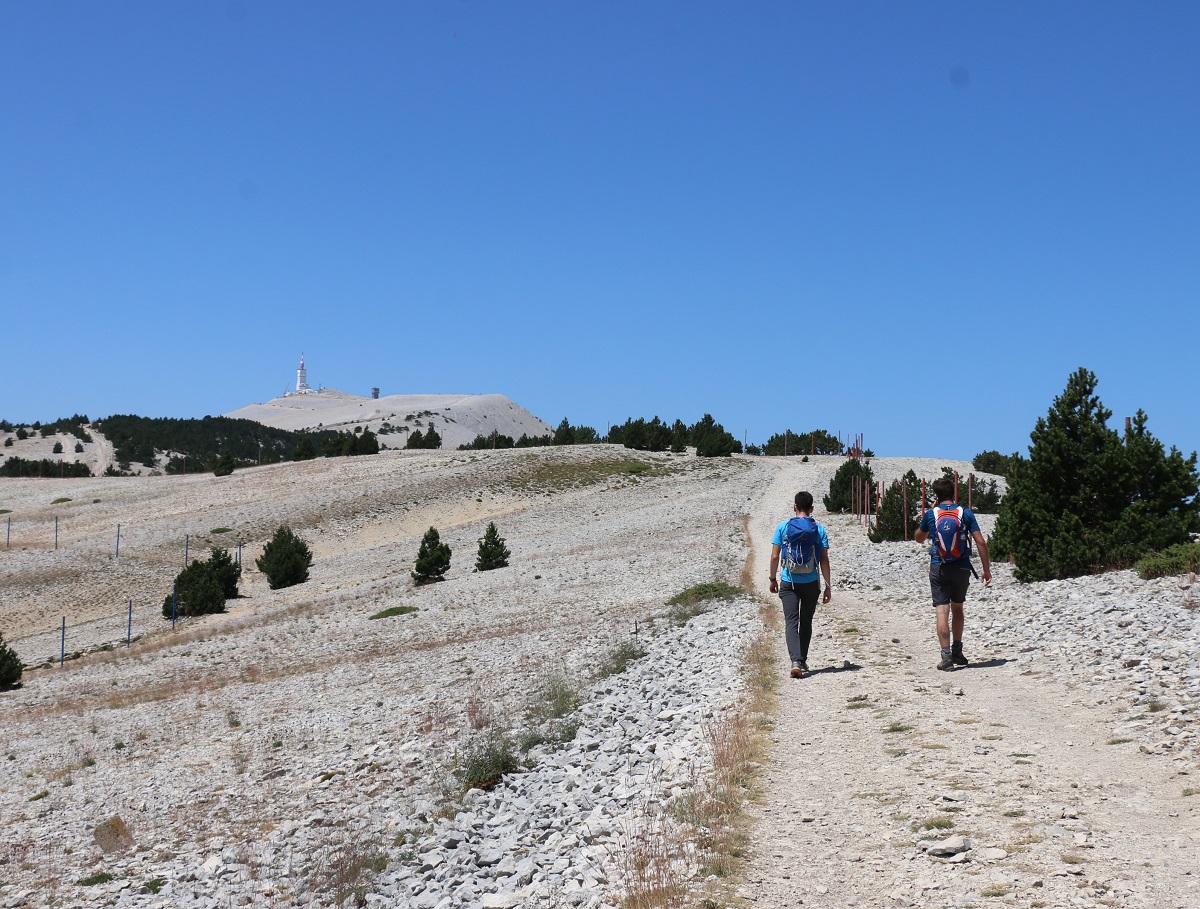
[931,477,955,503]
[794,491,814,513]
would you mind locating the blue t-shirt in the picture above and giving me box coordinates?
[772,518,830,584]
[919,505,981,566]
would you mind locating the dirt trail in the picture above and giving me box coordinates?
[742,462,1200,909]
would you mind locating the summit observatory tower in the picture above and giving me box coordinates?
[296,354,312,393]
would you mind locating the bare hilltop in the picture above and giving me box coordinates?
[225,390,554,451]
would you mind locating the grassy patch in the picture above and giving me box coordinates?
[51,497,72,505]
[78,872,114,886]
[369,605,418,620]
[210,527,232,534]
[1106,737,1133,745]
[914,815,954,831]
[595,639,647,678]
[980,883,1009,897]
[29,790,49,801]
[1060,853,1086,865]
[145,878,166,894]
[1147,700,1168,712]
[1002,809,1026,817]
[842,626,861,634]
[1183,788,1198,797]
[667,582,741,608]
[0,509,10,515]
[454,727,519,790]
[667,582,741,625]
[884,723,914,734]
[527,671,582,722]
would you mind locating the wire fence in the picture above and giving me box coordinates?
[3,517,249,670]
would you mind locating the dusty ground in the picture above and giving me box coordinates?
[1,448,1196,908]
[743,461,1200,909]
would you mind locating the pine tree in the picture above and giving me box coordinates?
[824,459,875,513]
[0,631,23,688]
[993,368,1198,581]
[868,471,923,543]
[255,526,313,590]
[475,522,511,571]
[413,526,452,585]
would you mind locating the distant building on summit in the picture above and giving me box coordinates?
[286,354,317,396]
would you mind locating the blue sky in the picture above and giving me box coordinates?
[3,2,1196,460]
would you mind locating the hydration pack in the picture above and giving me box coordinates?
[782,516,821,576]
[933,506,970,561]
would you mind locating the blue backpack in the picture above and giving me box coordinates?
[782,516,821,576]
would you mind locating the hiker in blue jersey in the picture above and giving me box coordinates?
[914,476,992,671]
[768,491,832,679]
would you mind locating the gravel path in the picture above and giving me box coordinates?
[743,458,1200,909]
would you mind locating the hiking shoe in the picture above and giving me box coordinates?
[800,661,810,674]
[936,655,954,671]
[952,652,970,667]
[790,661,804,679]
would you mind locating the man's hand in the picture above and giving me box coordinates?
[821,586,832,604]
[982,567,992,588]
[769,578,779,594]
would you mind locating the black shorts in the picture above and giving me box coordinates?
[930,562,971,607]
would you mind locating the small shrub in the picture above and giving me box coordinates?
[52,441,63,454]
[454,727,519,790]
[51,496,72,504]
[161,549,237,618]
[74,441,84,453]
[1136,542,1200,580]
[595,639,647,678]
[0,632,23,688]
[78,871,114,886]
[145,878,165,894]
[412,526,451,585]
[528,671,582,722]
[369,605,418,620]
[210,527,232,534]
[474,522,510,571]
[256,526,313,590]
[30,790,49,801]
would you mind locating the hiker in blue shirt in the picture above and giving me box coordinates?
[768,491,832,679]
[914,476,992,671]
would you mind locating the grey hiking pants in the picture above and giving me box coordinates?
[779,579,820,665]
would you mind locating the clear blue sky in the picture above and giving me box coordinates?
[3,2,1197,460]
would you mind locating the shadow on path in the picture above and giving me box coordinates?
[801,662,862,678]
[966,657,1014,670]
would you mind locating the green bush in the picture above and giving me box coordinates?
[212,452,235,477]
[973,450,1016,475]
[256,526,313,590]
[52,441,63,454]
[1135,543,1200,580]
[405,426,442,450]
[824,459,875,514]
[412,527,451,585]
[207,547,242,598]
[992,369,1199,581]
[162,559,226,618]
[0,632,23,688]
[475,522,510,572]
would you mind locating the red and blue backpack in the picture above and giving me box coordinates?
[932,506,970,561]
